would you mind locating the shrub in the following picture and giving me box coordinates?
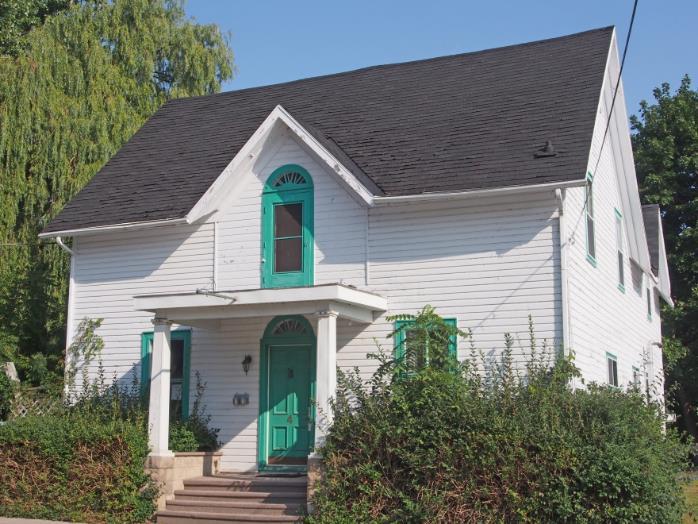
[308,309,689,523]
[0,372,14,420]
[0,409,157,523]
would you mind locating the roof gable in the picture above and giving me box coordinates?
[43,27,613,236]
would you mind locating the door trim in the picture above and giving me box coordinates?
[258,315,316,472]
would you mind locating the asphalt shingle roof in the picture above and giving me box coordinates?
[44,26,614,234]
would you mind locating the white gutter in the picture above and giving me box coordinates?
[39,217,188,239]
[372,179,585,205]
[555,189,571,359]
[42,179,586,238]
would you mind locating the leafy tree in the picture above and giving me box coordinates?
[0,0,233,385]
[631,76,698,440]
[0,0,71,55]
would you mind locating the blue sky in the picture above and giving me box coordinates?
[186,1,696,120]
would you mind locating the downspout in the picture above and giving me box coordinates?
[56,236,75,256]
[555,189,572,366]
[55,236,76,401]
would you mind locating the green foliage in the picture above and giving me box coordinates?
[0,0,234,388]
[0,370,15,420]
[0,408,157,522]
[387,305,467,373]
[631,76,698,440]
[308,315,688,523]
[170,371,220,452]
[0,0,70,55]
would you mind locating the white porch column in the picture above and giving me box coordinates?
[314,310,338,450]
[148,317,173,457]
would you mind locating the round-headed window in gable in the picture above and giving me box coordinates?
[264,164,313,193]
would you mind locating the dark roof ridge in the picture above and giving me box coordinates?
[168,26,616,105]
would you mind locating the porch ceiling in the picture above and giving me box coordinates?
[133,283,387,326]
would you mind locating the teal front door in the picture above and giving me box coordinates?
[267,344,312,464]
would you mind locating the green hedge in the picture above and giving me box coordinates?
[308,350,689,523]
[0,410,157,523]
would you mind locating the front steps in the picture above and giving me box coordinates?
[157,473,307,524]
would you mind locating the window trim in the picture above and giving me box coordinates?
[615,208,625,292]
[394,318,458,364]
[632,365,642,390]
[140,329,192,419]
[606,352,618,387]
[262,164,314,289]
[585,172,597,267]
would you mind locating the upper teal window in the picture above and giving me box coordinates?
[585,172,597,266]
[394,318,458,367]
[141,329,191,420]
[262,165,314,288]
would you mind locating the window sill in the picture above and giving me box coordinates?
[586,254,597,267]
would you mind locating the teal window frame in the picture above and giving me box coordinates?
[615,208,625,292]
[632,366,642,390]
[606,352,618,387]
[394,318,458,364]
[140,329,191,419]
[585,172,597,267]
[262,164,314,289]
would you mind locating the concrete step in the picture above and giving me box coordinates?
[174,488,306,505]
[165,498,303,517]
[183,475,307,493]
[157,509,301,524]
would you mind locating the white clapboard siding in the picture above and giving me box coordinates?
[69,223,215,385]
[565,39,663,397]
[214,132,367,290]
[334,191,562,379]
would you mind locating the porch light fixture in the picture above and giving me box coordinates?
[242,355,252,375]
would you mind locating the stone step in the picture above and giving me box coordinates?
[183,475,307,493]
[174,488,306,505]
[157,509,301,524]
[165,498,303,517]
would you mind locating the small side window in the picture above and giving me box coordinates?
[585,173,596,265]
[615,209,625,291]
[606,352,618,387]
[141,330,191,420]
[632,366,642,390]
[647,287,653,320]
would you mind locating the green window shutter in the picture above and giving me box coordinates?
[261,164,314,289]
[393,318,458,363]
[140,329,192,419]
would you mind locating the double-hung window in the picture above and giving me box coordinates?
[394,318,458,369]
[615,209,625,291]
[262,165,314,288]
[606,352,618,387]
[585,173,596,265]
[141,330,191,420]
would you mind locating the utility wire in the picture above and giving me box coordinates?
[591,0,639,176]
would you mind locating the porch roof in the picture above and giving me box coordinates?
[134,283,387,326]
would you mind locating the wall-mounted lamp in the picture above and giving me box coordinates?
[242,355,252,375]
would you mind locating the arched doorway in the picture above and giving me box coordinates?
[258,315,316,471]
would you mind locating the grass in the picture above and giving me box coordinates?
[683,475,698,523]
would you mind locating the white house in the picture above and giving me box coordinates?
[41,27,671,480]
